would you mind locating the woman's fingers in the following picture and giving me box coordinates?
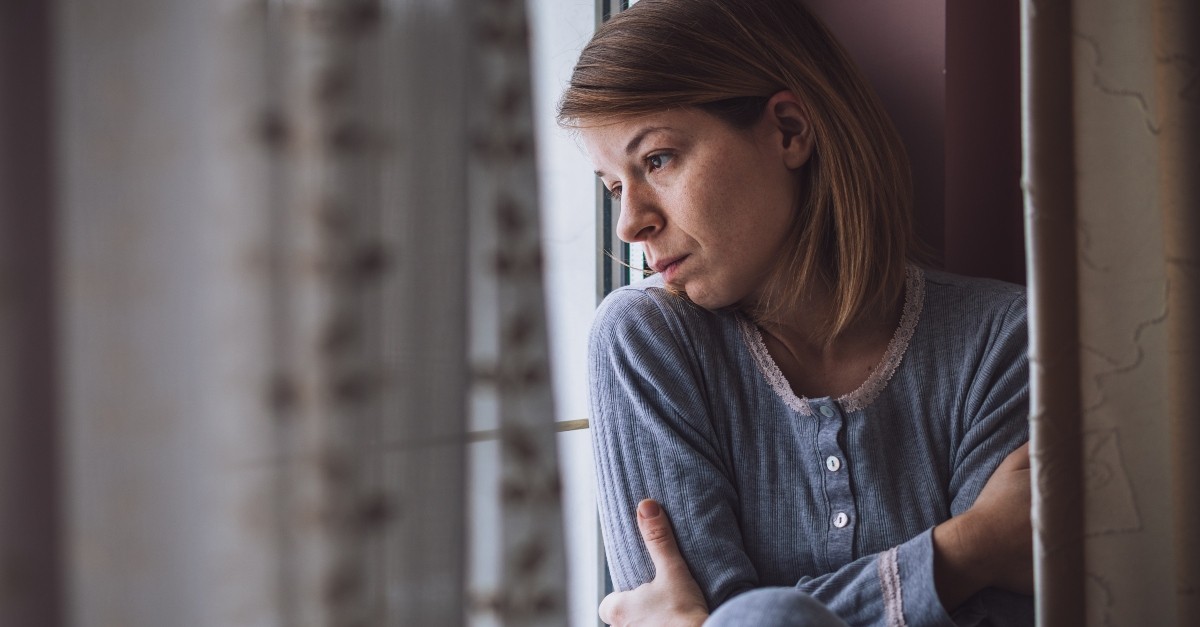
[636,499,688,580]
[597,589,623,625]
[598,500,710,626]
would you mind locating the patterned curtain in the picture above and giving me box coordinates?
[0,0,565,625]
[1023,0,1199,624]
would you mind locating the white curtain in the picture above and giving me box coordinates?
[1023,0,1199,624]
[0,0,566,625]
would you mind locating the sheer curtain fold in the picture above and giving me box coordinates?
[1023,0,1200,623]
[0,0,566,625]
[464,0,569,623]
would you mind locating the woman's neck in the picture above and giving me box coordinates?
[753,284,902,400]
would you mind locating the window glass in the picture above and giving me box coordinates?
[531,1,603,625]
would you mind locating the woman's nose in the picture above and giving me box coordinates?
[614,184,663,243]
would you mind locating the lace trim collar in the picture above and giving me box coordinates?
[736,264,925,416]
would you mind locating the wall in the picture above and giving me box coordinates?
[0,2,60,626]
[806,0,1024,284]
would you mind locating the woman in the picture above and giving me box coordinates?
[559,1,1033,625]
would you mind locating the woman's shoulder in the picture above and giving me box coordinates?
[594,274,674,318]
[921,267,1025,299]
[590,274,739,361]
[919,267,1027,326]
[908,268,1029,401]
[593,275,720,334]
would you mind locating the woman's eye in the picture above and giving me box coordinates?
[606,185,622,200]
[647,153,673,171]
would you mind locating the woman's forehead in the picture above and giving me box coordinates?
[579,109,712,161]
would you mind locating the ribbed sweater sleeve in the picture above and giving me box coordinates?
[589,287,757,604]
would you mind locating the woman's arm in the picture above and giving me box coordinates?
[932,442,1033,609]
[600,442,1031,627]
[590,287,758,607]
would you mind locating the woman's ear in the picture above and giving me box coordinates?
[763,90,814,170]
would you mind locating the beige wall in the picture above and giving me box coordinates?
[1070,0,1197,622]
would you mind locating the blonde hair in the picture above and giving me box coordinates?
[558,0,914,340]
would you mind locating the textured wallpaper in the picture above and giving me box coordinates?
[1060,0,1197,623]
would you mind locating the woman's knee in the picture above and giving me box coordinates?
[706,588,848,627]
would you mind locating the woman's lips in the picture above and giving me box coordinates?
[654,255,688,282]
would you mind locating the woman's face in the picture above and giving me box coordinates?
[580,98,812,310]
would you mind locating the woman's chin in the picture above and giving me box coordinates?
[680,285,738,311]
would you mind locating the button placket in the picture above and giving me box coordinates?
[813,401,856,566]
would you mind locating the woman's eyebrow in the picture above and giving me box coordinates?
[594,126,676,178]
[624,126,672,155]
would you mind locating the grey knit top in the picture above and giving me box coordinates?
[588,266,1034,626]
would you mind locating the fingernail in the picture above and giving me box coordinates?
[638,500,660,519]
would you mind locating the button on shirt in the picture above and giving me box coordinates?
[810,401,856,566]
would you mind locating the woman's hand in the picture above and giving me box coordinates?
[932,442,1033,609]
[965,441,1034,594]
[598,500,710,627]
